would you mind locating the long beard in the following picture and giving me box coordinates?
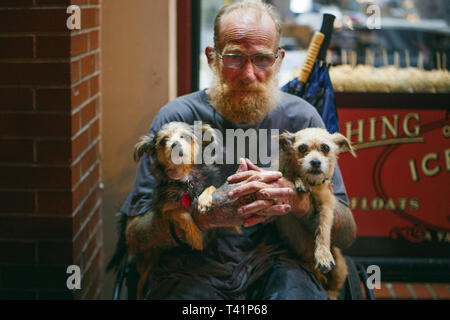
[208,63,281,124]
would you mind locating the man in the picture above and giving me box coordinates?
[121,0,356,300]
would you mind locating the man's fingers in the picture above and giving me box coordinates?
[243,215,267,227]
[258,187,295,199]
[227,170,282,184]
[228,181,266,198]
[235,157,248,173]
[244,158,263,172]
[237,200,274,215]
[256,204,292,216]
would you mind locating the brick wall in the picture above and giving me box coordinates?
[0,0,102,299]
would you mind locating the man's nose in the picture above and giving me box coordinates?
[238,58,257,83]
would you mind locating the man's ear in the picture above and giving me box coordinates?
[332,132,357,157]
[205,46,216,65]
[133,134,156,162]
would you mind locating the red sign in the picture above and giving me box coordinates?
[337,106,450,258]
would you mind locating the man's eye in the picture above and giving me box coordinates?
[321,144,330,154]
[253,54,272,65]
[298,144,308,153]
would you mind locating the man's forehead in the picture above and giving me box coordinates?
[219,9,277,50]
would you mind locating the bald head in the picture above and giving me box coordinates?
[213,0,282,51]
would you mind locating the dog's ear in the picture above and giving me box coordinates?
[275,132,295,152]
[332,133,357,157]
[201,123,220,147]
[133,134,156,162]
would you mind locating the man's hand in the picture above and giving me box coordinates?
[226,158,312,227]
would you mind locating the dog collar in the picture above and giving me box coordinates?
[181,192,192,207]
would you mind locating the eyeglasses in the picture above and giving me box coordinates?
[215,48,280,70]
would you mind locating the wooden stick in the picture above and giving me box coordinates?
[443,53,447,71]
[418,51,424,70]
[383,49,388,67]
[405,49,410,68]
[341,49,347,65]
[394,51,400,68]
[436,52,441,70]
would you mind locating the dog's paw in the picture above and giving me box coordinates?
[294,178,309,193]
[314,245,335,273]
[197,186,216,214]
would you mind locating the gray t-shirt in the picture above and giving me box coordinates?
[120,89,349,297]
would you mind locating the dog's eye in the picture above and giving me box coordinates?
[183,135,192,142]
[321,144,330,154]
[298,144,308,153]
[159,137,167,146]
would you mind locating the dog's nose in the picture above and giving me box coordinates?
[310,159,321,168]
[171,142,183,156]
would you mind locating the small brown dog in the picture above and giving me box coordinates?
[127,121,224,299]
[276,127,356,299]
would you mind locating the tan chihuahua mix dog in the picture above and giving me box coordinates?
[276,127,356,299]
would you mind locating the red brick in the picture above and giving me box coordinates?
[71,33,88,57]
[82,228,100,268]
[81,99,96,126]
[36,36,70,58]
[0,88,34,111]
[0,62,70,86]
[0,113,71,137]
[71,160,81,187]
[72,176,90,209]
[81,53,96,78]
[373,282,393,300]
[0,165,71,189]
[0,215,72,240]
[0,0,35,5]
[36,140,71,163]
[89,30,99,50]
[0,191,35,213]
[37,191,73,214]
[88,206,101,234]
[411,283,435,300]
[89,118,100,141]
[71,0,89,5]
[71,79,89,108]
[36,88,71,112]
[71,60,81,82]
[89,74,100,96]
[89,162,100,188]
[0,36,34,59]
[81,8,100,29]
[0,241,36,264]
[72,110,81,135]
[0,9,68,33]
[37,241,73,265]
[0,265,68,289]
[80,187,98,222]
[35,0,71,5]
[89,0,100,5]
[391,282,413,299]
[0,139,34,162]
[81,143,99,174]
[430,283,450,299]
[72,129,89,160]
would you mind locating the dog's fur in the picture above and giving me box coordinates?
[275,127,356,299]
[107,121,227,299]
